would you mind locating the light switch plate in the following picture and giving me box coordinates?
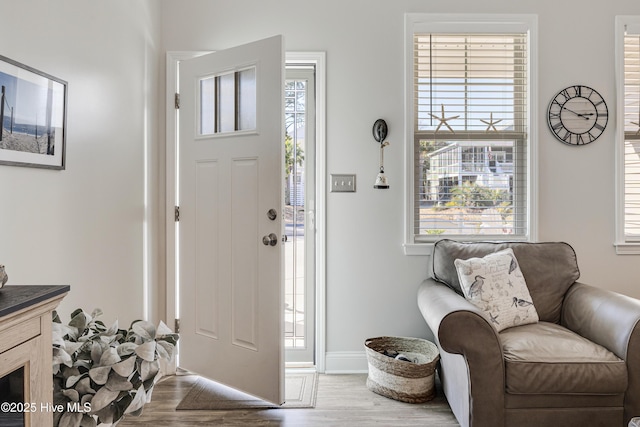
[330,174,356,192]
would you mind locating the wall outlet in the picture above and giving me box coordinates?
[330,174,356,192]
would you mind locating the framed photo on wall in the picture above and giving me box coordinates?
[0,55,67,170]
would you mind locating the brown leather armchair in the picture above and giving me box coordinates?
[417,240,640,427]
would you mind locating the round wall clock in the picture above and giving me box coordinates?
[547,85,608,146]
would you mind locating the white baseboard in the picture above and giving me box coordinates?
[324,351,369,374]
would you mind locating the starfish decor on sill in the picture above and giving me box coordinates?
[429,104,459,133]
[480,112,503,132]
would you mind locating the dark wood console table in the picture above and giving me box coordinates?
[0,285,69,426]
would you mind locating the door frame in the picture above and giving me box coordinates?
[164,50,327,373]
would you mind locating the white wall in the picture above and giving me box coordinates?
[0,0,162,327]
[160,0,640,370]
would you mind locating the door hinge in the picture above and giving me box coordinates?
[174,318,180,333]
[175,92,180,109]
[174,206,180,222]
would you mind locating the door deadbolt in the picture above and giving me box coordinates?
[267,209,277,221]
[262,233,278,246]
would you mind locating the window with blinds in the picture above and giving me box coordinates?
[623,31,640,240]
[413,32,529,242]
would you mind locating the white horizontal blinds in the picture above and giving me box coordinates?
[413,33,528,240]
[624,31,640,239]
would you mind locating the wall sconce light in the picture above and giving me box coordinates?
[372,119,389,189]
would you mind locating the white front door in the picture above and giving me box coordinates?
[178,36,284,405]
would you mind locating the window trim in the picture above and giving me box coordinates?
[403,13,539,255]
[615,16,640,254]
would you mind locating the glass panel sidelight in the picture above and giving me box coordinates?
[198,67,257,135]
[284,78,307,350]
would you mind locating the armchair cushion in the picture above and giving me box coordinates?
[431,239,580,323]
[501,322,627,395]
[455,248,539,331]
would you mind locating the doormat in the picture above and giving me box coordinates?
[176,372,318,410]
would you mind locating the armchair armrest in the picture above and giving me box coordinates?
[562,282,640,423]
[562,282,640,360]
[418,278,505,427]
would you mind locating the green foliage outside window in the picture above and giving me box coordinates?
[446,182,509,209]
[284,133,304,177]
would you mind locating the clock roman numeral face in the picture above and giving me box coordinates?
[547,85,608,146]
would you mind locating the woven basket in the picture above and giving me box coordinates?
[365,336,440,403]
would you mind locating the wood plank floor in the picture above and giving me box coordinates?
[119,373,459,426]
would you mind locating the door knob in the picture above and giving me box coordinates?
[262,233,278,246]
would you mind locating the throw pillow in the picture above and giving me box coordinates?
[454,248,539,332]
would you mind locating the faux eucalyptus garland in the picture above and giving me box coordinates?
[52,308,179,427]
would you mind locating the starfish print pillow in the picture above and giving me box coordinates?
[454,248,539,332]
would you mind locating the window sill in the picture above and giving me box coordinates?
[614,242,640,255]
[403,243,434,256]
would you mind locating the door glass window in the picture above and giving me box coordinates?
[199,66,257,135]
[218,72,236,133]
[238,68,257,131]
[200,77,215,135]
